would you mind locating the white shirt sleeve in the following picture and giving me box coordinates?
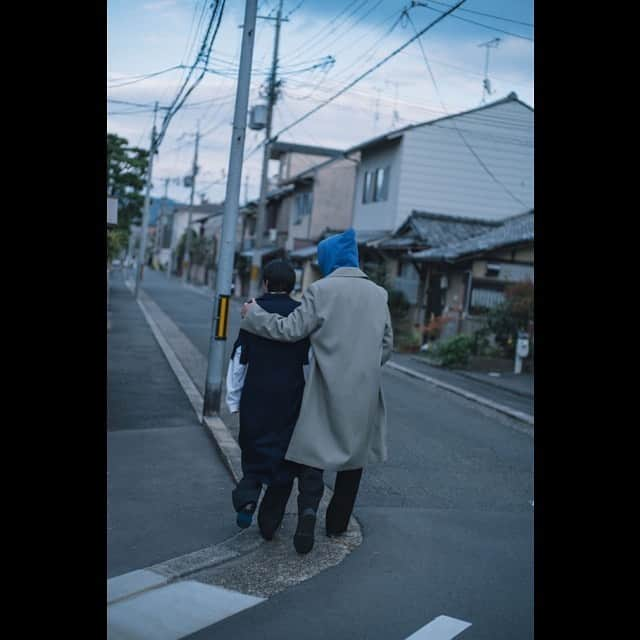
[225,346,247,413]
[303,346,314,383]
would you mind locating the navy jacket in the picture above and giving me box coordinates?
[231,293,310,484]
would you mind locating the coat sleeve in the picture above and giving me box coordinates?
[241,285,323,342]
[225,346,247,413]
[381,300,393,365]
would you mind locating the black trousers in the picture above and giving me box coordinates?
[232,464,362,533]
[232,461,324,514]
[326,468,363,534]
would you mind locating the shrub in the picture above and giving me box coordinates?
[395,325,422,352]
[420,314,453,341]
[486,280,533,357]
[387,289,410,320]
[432,334,474,368]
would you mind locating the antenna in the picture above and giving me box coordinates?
[478,37,501,104]
[386,80,400,129]
[373,86,383,134]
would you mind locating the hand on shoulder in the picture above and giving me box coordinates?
[241,298,256,319]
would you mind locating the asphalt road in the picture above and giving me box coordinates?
[132,268,534,640]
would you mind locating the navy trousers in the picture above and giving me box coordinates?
[232,461,324,514]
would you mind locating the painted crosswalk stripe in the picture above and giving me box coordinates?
[107,580,264,640]
[405,615,472,639]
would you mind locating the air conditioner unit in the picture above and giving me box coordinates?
[268,228,277,242]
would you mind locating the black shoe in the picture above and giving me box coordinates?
[293,508,316,554]
[326,524,347,537]
[236,502,256,529]
[258,486,291,541]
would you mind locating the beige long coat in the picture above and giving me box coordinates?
[240,267,393,471]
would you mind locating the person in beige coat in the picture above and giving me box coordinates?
[240,228,393,553]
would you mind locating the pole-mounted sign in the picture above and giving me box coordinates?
[214,294,230,340]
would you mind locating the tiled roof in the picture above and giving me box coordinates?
[410,211,534,262]
[391,210,500,249]
[354,229,392,246]
[289,245,318,259]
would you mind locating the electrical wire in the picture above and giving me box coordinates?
[417,3,534,41]
[426,0,533,28]
[108,65,184,88]
[282,0,363,61]
[405,10,530,207]
[284,0,306,19]
[266,0,469,145]
[156,0,227,149]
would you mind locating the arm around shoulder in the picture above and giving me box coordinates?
[240,284,323,342]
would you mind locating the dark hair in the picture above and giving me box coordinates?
[263,259,295,293]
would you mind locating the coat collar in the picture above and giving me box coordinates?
[327,266,369,279]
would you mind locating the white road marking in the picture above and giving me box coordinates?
[385,361,534,433]
[405,615,472,639]
[107,569,168,605]
[107,580,264,640]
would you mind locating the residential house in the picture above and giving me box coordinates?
[236,142,347,295]
[408,210,534,341]
[349,92,533,234]
[281,153,360,293]
[363,211,501,322]
[165,203,221,275]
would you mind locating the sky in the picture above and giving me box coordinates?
[107,0,534,206]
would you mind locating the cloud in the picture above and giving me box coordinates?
[109,0,533,204]
[143,0,178,10]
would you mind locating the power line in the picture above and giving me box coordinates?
[426,0,533,28]
[283,0,362,60]
[405,10,530,208]
[414,2,533,41]
[156,0,227,149]
[284,0,306,19]
[267,0,468,145]
[107,65,184,89]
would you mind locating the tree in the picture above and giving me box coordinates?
[486,280,534,356]
[107,133,149,232]
[107,228,128,262]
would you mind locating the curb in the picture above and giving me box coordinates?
[409,356,534,399]
[202,415,243,483]
[385,361,534,428]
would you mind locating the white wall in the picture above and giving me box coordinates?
[397,100,533,223]
[351,139,402,232]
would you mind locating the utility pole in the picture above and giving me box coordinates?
[183,124,201,283]
[478,37,501,104]
[155,177,170,267]
[203,0,258,417]
[134,102,158,299]
[249,0,284,298]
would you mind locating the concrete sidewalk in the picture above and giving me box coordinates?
[408,354,534,398]
[389,352,534,427]
[107,275,238,579]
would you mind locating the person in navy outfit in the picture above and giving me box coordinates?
[226,259,322,550]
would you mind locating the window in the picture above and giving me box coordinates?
[362,166,390,203]
[362,171,374,203]
[294,191,313,225]
[374,166,389,201]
